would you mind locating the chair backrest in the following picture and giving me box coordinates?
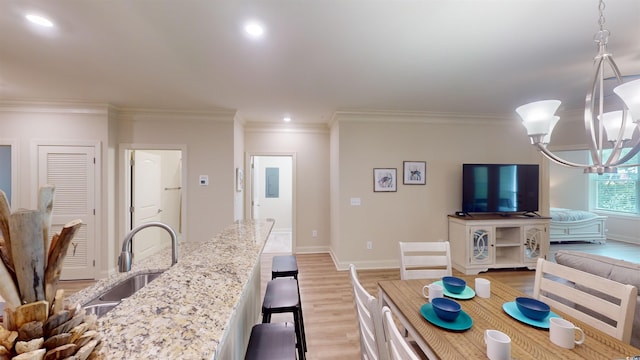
[533,258,638,343]
[349,264,388,360]
[381,306,420,360]
[398,241,452,280]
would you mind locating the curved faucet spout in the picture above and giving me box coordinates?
[118,221,178,272]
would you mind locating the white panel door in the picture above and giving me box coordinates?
[132,150,163,261]
[38,145,96,280]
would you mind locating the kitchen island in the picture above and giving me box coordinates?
[67,219,274,359]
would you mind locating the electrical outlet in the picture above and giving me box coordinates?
[312,230,317,238]
[366,241,372,250]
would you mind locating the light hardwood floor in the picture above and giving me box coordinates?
[58,240,639,359]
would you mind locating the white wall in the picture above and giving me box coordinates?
[0,102,111,277]
[244,124,330,253]
[549,150,590,209]
[117,110,237,245]
[331,112,543,269]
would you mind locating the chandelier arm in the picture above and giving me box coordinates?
[612,140,640,165]
[534,144,591,168]
[601,56,629,167]
[584,56,606,167]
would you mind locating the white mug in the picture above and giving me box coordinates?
[549,317,585,349]
[485,329,511,360]
[422,283,444,302]
[475,278,491,298]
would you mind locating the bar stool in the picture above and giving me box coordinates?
[271,255,298,280]
[262,278,307,360]
[244,322,297,360]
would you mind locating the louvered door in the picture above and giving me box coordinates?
[38,145,96,280]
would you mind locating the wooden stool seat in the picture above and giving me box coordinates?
[272,255,299,279]
[244,322,297,360]
[262,278,307,360]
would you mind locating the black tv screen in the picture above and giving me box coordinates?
[462,164,539,213]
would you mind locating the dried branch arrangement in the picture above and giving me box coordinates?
[0,187,103,360]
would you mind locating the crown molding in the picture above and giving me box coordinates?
[244,122,330,134]
[330,109,514,126]
[0,100,110,114]
[117,107,236,123]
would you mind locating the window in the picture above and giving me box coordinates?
[592,149,640,215]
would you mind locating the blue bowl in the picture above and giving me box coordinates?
[431,297,461,322]
[442,276,466,294]
[515,297,550,320]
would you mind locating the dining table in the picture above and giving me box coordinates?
[378,275,640,360]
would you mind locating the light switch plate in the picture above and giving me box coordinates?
[350,197,361,206]
[199,175,209,186]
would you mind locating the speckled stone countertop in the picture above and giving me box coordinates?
[67,219,274,359]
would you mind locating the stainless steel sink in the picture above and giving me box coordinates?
[83,270,165,318]
[84,302,120,318]
[99,271,163,301]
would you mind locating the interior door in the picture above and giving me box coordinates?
[132,150,163,261]
[38,145,96,280]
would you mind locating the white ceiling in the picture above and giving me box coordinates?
[1,0,639,124]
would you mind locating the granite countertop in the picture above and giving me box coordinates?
[67,219,274,359]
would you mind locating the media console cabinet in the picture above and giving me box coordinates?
[448,214,550,275]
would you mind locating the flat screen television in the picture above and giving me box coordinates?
[461,164,539,214]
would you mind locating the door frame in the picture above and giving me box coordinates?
[118,144,187,255]
[32,140,100,280]
[245,152,296,252]
[0,139,18,206]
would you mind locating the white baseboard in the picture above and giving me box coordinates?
[607,233,640,245]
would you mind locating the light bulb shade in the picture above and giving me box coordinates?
[613,78,640,123]
[542,116,560,144]
[516,100,562,136]
[598,111,636,141]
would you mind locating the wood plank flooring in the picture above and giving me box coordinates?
[58,240,638,359]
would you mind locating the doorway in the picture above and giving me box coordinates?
[249,155,294,254]
[122,146,185,262]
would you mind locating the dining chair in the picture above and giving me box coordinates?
[533,258,638,343]
[381,306,421,360]
[398,241,452,280]
[349,264,389,360]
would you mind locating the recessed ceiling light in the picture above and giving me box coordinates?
[283,117,291,122]
[26,14,54,28]
[244,21,264,38]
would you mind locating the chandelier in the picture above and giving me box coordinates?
[515,0,640,174]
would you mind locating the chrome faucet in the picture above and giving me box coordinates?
[118,221,178,272]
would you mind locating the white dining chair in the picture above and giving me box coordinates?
[399,241,452,280]
[533,258,638,343]
[349,264,388,360]
[381,306,420,360]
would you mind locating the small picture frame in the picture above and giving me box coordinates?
[373,168,397,192]
[236,168,244,192]
[403,161,426,185]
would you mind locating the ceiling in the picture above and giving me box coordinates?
[1,0,639,124]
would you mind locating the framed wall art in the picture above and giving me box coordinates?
[373,168,397,192]
[403,161,426,185]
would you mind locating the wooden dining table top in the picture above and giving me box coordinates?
[378,276,640,360]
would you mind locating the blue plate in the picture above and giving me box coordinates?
[502,301,560,329]
[433,280,475,300]
[420,303,473,331]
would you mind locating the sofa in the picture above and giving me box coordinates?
[554,250,640,348]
